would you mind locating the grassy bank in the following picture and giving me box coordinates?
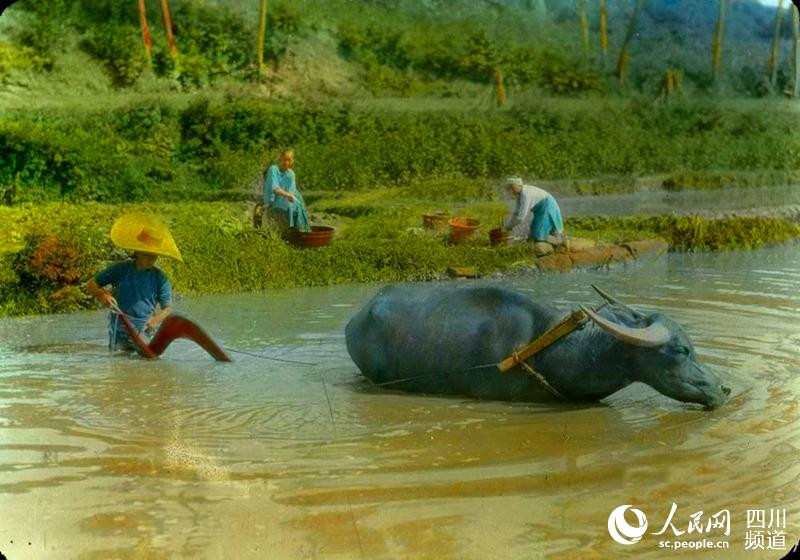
[2,196,799,317]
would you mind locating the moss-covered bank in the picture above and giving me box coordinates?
[2,198,799,317]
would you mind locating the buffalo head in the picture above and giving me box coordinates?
[582,288,729,409]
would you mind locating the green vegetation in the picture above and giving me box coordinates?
[2,0,799,206]
[0,41,50,79]
[0,201,526,315]
[2,97,798,204]
[568,215,800,250]
[3,0,300,89]
[2,0,800,317]
[2,197,798,317]
[4,0,795,97]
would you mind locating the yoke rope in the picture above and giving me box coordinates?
[512,352,566,400]
[369,362,505,388]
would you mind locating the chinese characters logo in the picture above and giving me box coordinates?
[607,503,789,552]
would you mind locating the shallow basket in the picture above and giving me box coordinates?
[286,225,335,248]
[423,211,450,231]
[448,218,480,243]
[252,203,265,229]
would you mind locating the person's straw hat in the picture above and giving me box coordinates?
[110,212,182,261]
[506,176,524,187]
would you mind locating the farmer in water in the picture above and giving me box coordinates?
[502,176,566,253]
[261,148,310,235]
[85,213,181,353]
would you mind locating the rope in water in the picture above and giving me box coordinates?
[367,356,566,400]
[106,306,562,395]
[222,347,317,366]
[109,311,120,354]
[512,353,565,400]
[368,361,501,388]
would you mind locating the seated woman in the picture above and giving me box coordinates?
[261,149,309,235]
[502,177,566,251]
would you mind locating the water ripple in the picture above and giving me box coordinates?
[0,246,799,558]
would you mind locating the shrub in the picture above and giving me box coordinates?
[9,222,105,313]
[81,23,148,87]
[169,2,254,73]
[26,234,83,285]
[362,58,427,96]
[263,1,304,64]
[538,61,602,96]
[175,51,215,89]
[3,98,800,204]
[13,0,72,56]
[459,32,498,81]
[0,119,158,204]
[0,42,51,79]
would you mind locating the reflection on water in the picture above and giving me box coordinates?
[560,184,800,217]
[1,248,799,558]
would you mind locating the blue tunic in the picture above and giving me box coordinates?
[505,185,563,241]
[263,164,298,211]
[94,261,171,348]
[262,164,310,231]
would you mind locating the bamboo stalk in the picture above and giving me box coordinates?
[577,0,591,56]
[137,0,152,58]
[617,0,646,84]
[617,48,630,83]
[160,0,177,55]
[258,0,268,71]
[793,4,800,96]
[494,66,506,107]
[599,0,609,61]
[711,0,729,85]
[769,0,786,86]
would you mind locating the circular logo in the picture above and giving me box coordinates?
[608,505,648,545]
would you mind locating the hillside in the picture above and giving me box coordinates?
[2,0,800,316]
[0,0,796,102]
[0,0,799,208]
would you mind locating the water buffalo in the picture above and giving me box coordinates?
[345,284,728,409]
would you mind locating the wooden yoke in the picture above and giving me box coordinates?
[497,302,607,373]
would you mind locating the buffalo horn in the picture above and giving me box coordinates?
[591,284,646,320]
[580,305,671,347]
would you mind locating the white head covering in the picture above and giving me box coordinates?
[506,176,523,187]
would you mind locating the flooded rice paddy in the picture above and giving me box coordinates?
[0,245,799,558]
[560,184,800,217]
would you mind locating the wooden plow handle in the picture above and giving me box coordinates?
[117,312,232,362]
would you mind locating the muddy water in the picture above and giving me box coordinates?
[1,246,799,559]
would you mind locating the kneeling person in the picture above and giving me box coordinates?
[502,177,566,249]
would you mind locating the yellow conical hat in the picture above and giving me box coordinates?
[110,212,182,261]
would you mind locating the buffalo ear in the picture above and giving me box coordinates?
[580,305,671,347]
